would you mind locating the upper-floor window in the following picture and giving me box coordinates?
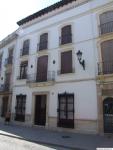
[38,33,48,51]
[61,51,72,74]
[21,39,30,56]
[5,49,13,65]
[98,39,113,75]
[100,11,113,35]
[60,25,72,45]
[19,61,28,79]
[0,54,3,71]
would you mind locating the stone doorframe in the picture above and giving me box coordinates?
[31,91,49,128]
[97,83,113,134]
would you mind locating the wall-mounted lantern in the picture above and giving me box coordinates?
[76,50,85,70]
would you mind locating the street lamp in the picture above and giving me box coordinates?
[76,50,85,70]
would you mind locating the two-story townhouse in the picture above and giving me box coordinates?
[0,31,18,122]
[1,0,113,134]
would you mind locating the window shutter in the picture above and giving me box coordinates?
[39,33,48,50]
[61,51,72,74]
[23,39,30,51]
[61,25,72,44]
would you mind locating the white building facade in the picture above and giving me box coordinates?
[0,0,113,134]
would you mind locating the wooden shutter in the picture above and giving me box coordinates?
[100,11,113,24]
[39,33,48,50]
[20,61,28,79]
[61,25,72,44]
[101,40,113,74]
[36,55,48,82]
[61,51,72,74]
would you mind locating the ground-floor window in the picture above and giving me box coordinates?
[103,97,113,133]
[57,92,74,128]
[15,95,26,122]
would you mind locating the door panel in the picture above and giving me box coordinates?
[34,95,46,126]
[58,93,74,128]
[1,97,8,117]
[36,56,48,82]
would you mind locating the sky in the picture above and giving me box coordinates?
[0,0,60,41]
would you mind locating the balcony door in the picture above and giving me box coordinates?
[36,56,48,82]
[101,40,113,74]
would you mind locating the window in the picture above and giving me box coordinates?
[5,49,13,65]
[60,25,72,45]
[38,33,48,51]
[101,40,113,74]
[15,95,26,122]
[61,51,72,74]
[36,56,48,82]
[100,11,113,34]
[57,92,74,128]
[19,61,28,79]
[0,54,2,71]
[21,39,30,55]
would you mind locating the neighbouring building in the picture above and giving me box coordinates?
[0,0,113,134]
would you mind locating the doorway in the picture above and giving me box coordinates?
[1,96,9,117]
[57,92,74,128]
[103,97,113,133]
[34,95,46,126]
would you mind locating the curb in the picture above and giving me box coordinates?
[0,132,86,150]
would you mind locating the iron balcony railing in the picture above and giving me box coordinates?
[37,41,48,51]
[27,71,55,83]
[0,84,10,92]
[59,34,72,45]
[98,61,113,75]
[20,48,29,56]
[99,21,113,35]
[4,57,13,66]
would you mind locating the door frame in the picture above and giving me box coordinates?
[32,92,49,127]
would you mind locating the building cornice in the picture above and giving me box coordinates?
[18,0,89,28]
[0,31,18,49]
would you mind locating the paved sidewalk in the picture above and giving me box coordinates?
[0,123,113,150]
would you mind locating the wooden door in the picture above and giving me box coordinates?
[58,93,74,128]
[34,95,46,126]
[36,56,48,82]
[1,97,8,117]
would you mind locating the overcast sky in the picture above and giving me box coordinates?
[0,0,60,40]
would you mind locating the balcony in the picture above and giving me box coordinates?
[0,84,10,92]
[27,71,55,86]
[4,57,13,66]
[98,61,113,75]
[59,34,72,45]
[99,21,113,35]
[37,41,48,51]
[20,48,29,56]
